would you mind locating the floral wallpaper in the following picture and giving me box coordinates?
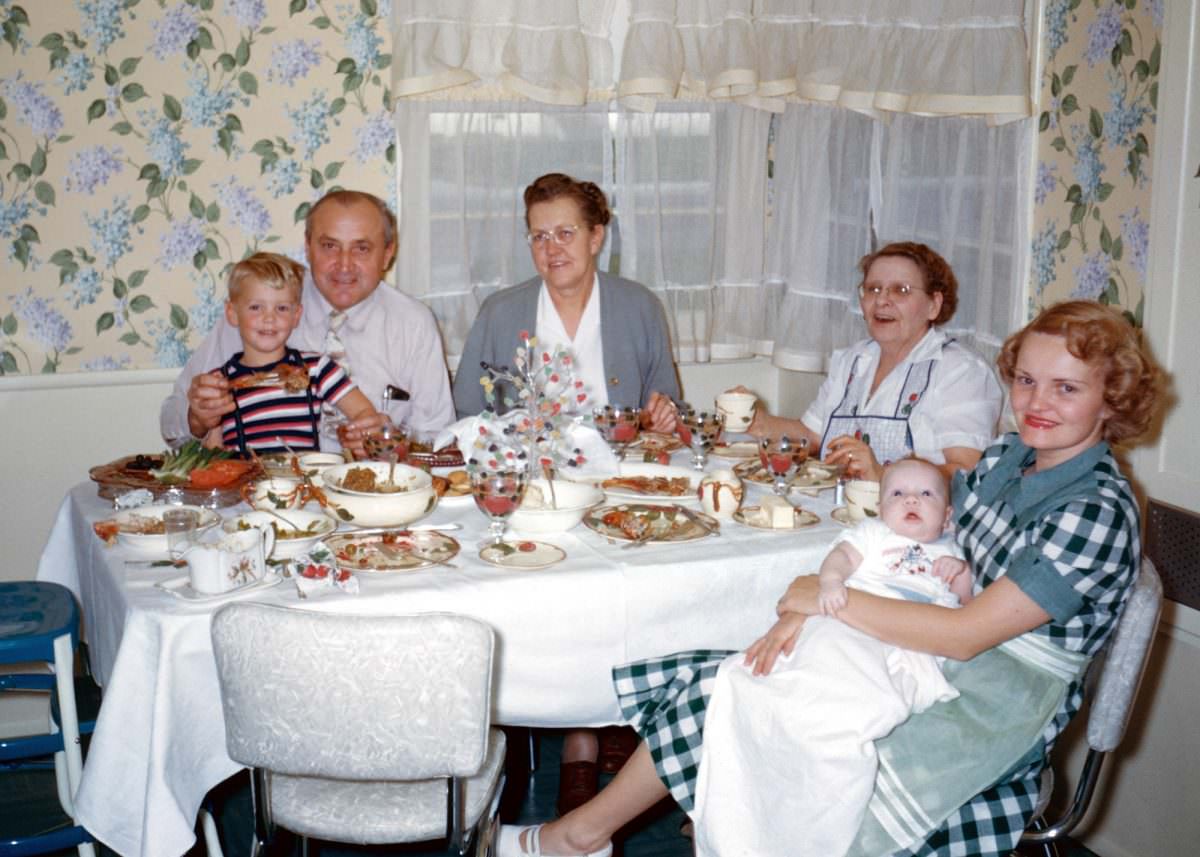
[1031,0,1162,324]
[0,0,394,375]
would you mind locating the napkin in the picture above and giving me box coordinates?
[435,411,618,479]
[287,545,358,597]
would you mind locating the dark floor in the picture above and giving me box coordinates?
[5,725,1104,857]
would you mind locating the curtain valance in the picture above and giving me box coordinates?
[393,0,1031,118]
[391,0,617,105]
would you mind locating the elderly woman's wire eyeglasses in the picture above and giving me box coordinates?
[526,225,580,247]
[858,282,926,301]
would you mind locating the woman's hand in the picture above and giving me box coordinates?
[744,612,808,676]
[340,411,387,458]
[642,391,678,434]
[775,574,824,618]
[186,370,234,438]
[824,434,882,482]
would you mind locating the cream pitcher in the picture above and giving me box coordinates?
[183,527,275,594]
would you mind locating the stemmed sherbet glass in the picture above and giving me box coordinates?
[759,436,809,496]
[362,417,409,483]
[470,468,530,544]
[678,406,723,471]
[593,406,642,461]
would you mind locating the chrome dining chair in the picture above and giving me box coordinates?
[1019,557,1163,857]
[210,604,506,856]
[0,581,96,857]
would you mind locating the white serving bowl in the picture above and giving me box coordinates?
[510,479,605,534]
[223,509,336,560]
[319,461,437,528]
[113,504,220,556]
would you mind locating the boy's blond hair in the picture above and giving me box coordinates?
[226,252,306,302]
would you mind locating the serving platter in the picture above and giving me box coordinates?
[583,504,717,544]
[90,454,261,508]
[324,529,459,572]
[595,462,701,503]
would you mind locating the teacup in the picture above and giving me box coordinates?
[698,469,744,519]
[715,390,757,430]
[183,527,275,594]
[297,452,345,486]
[844,479,880,522]
[250,477,305,511]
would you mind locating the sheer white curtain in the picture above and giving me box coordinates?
[766,107,1032,369]
[395,100,769,367]
[394,102,616,363]
[615,103,771,362]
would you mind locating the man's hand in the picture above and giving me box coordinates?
[744,612,808,676]
[187,371,234,438]
[643,391,678,434]
[340,411,388,458]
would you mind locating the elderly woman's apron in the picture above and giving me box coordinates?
[818,346,945,465]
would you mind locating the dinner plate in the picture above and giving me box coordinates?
[479,540,566,569]
[155,572,282,603]
[324,530,460,572]
[431,468,473,506]
[733,505,820,531]
[113,505,221,556]
[583,504,717,544]
[595,462,701,503]
[710,440,760,460]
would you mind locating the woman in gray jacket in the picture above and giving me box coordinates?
[452,173,680,433]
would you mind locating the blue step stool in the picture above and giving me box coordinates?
[0,582,96,857]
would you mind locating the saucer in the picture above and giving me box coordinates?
[479,540,566,570]
[830,507,856,526]
[155,573,282,603]
[734,506,820,531]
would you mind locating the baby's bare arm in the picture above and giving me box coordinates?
[932,555,975,605]
[818,541,864,615]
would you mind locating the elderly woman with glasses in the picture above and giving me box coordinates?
[453,173,681,433]
[750,241,1003,482]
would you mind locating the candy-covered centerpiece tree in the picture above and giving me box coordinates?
[466,332,591,517]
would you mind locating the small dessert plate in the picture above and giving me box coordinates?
[479,540,566,570]
[734,506,820,531]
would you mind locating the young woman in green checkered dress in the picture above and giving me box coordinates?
[498,300,1162,857]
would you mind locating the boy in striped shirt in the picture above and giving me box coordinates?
[202,252,378,455]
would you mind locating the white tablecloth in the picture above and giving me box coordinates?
[37,464,844,857]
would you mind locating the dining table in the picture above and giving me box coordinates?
[36,450,849,857]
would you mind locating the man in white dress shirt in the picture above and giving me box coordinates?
[160,190,455,449]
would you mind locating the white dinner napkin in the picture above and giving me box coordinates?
[435,411,618,479]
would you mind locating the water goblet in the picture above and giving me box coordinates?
[593,405,642,461]
[470,468,530,544]
[758,436,809,496]
[678,406,723,471]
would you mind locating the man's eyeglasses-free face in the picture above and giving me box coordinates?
[526,225,581,248]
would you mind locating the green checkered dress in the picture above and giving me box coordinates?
[612,435,1140,857]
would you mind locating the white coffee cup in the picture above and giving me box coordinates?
[715,390,757,430]
[250,477,304,511]
[699,469,744,519]
[183,527,275,594]
[844,479,880,522]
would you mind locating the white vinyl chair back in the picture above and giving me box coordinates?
[211,605,495,781]
[1022,556,1163,849]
